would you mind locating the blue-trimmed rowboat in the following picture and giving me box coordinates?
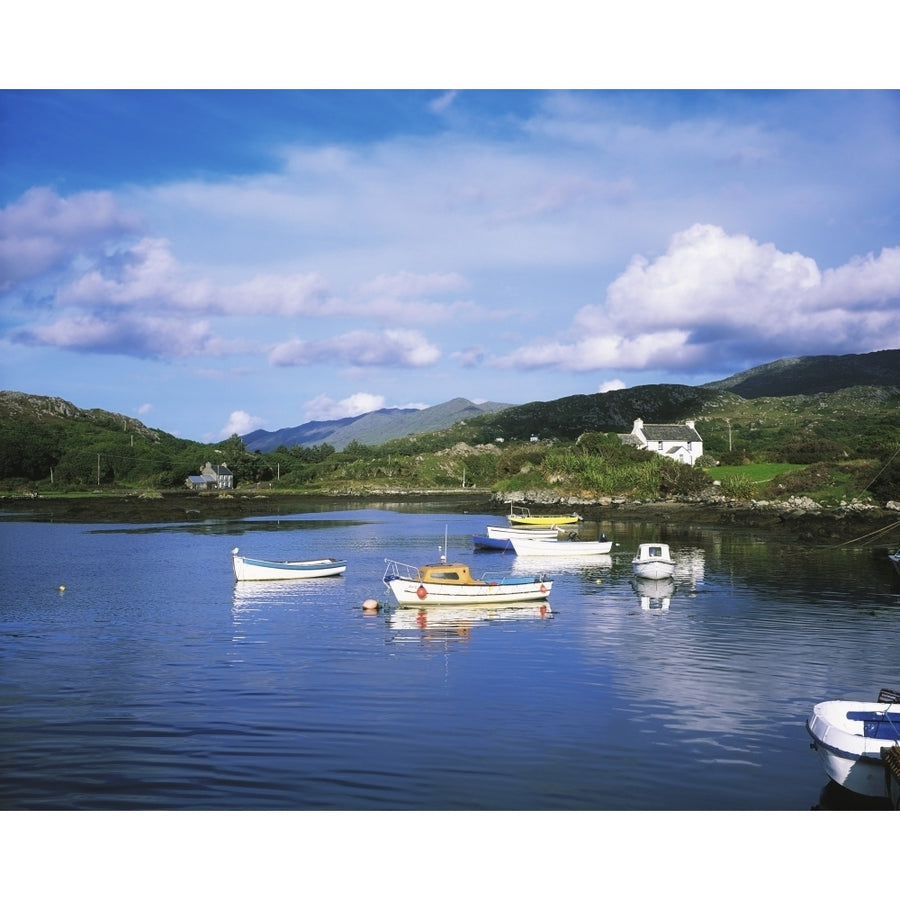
[472,534,515,551]
[231,548,347,581]
[807,688,900,798]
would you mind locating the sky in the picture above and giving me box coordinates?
[2,13,900,445]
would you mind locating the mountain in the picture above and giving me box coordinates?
[700,349,900,398]
[242,398,513,452]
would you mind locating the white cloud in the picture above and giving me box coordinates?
[428,91,458,114]
[220,410,265,439]
[269,328,441,368]
[0,187,141,291]
[303,392,387,421]
[492,224,900,374]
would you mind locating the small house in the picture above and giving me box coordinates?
[187,461,235,490]
[620,418,703,466]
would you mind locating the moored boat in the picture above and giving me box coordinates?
[890,548,900,576]
[472,534,515,552]
[383,558,552,607]
[510,536,613,557]
[506,504,582,527]
[475,524,560,551]
[231,548,347,581]
[485,524,559,541]
[806,688,900,798]
[631,542,676,580]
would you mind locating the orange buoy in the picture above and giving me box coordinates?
[416,585,427,599]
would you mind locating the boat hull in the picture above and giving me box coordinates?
[510,537,613,557]
[632,560,676,579]
[472,534,514,551]
[806,700,900,798]
[485,525,558,541]
[232,553,347,581]
[508,514,580,526]
[384,575,552,607]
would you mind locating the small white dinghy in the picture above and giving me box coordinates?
[485,525,559,541]
[510,536,613,557]
[231,548,347,581]
[631,542,676,580]
[806,688,900,798]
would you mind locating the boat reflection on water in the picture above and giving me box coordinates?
[510,554,613,577]
[232,577,344,606]
[387,601,553,643]
[632,576,676,611]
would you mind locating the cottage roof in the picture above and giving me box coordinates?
[639,423,702,442]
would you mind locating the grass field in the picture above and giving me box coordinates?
[706,463,805,484]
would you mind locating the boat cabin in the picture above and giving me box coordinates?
[417,563,482,585]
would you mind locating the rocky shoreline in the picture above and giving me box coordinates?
[2,487,899,548]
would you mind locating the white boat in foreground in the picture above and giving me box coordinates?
[231,548,347,581]
[510,536,613,557]
[383,558,552,607]
[631,543,676,579]
[806,689,900,798]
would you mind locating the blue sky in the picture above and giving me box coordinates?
[2,20,900,444]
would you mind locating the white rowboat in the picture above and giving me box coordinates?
[510,537,613,557]
[231,548,347,581]
[485,525,559,541]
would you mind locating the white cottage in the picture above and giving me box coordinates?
[620,418,703,466]
[199,461,234,489]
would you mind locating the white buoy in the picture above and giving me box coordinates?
[362,598,379,611]
[59,585,66,592]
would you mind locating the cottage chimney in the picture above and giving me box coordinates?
[685,420,695,429]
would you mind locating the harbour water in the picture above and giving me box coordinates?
[2,499,899,812]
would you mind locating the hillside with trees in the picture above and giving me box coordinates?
[1,349,899,508]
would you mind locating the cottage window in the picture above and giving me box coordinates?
[657,441,664,451]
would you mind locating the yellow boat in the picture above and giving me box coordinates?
[506,505,582,527]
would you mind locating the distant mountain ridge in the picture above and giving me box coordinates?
[242,398,513,452]
[3,350,896,454]
[700,348,900,398]
[243,349,900,450]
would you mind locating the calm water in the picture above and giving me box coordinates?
[2,499,898,810]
